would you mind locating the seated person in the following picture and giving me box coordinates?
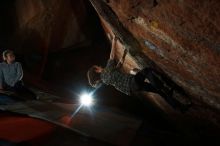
[0,49,37,99]
[87,35,190,112]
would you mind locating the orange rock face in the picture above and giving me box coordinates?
[98,0,220,110]
[14,0,89,52]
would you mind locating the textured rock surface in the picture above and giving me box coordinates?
[92,0,220,111]
[89,0,220,133]
[15,0,88,51]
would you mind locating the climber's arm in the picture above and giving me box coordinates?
[116,48,128,68]
[109,35,117,60]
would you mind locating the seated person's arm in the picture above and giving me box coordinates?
[0,83,3,90]
[14,62,23,84]
[0,70,3,90]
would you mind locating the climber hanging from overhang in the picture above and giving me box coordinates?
[87,34,191,113]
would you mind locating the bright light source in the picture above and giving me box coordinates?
[80,93,93,106]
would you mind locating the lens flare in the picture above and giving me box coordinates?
[80,93,93,106]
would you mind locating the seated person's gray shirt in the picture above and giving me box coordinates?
[0,62,23,87]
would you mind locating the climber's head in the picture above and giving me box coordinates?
[87,65,103,88]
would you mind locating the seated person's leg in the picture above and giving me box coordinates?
[2,83,13,91]
[13,81,24,91]
[13,81,37,99]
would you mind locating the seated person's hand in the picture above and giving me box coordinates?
[0,86,5,93]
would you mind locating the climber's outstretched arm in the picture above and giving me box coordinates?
[117,48,128,68]
[109,35,117,60]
